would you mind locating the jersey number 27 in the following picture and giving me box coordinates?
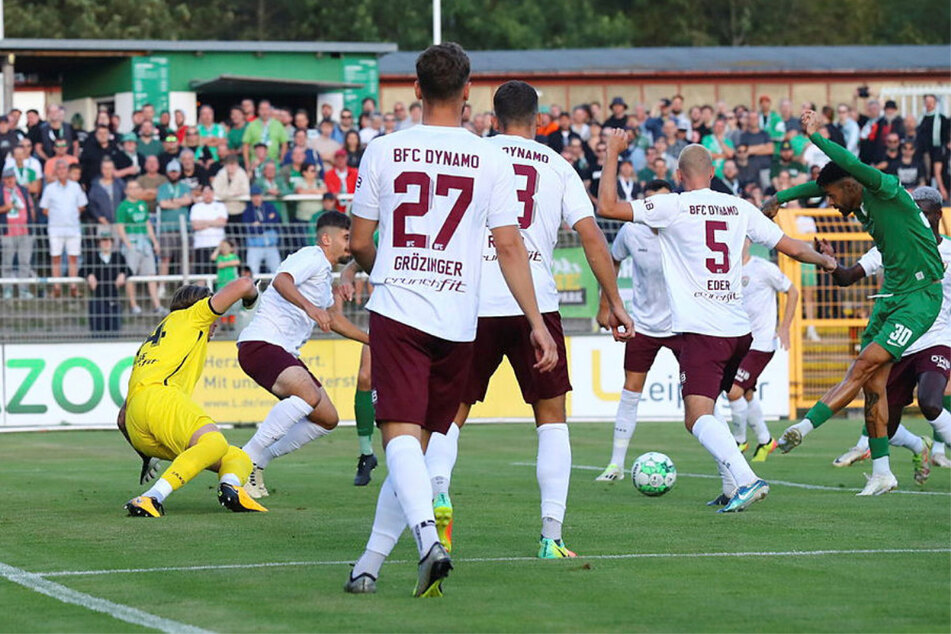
[393,172,474,251]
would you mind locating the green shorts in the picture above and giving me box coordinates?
[861,282,943,360]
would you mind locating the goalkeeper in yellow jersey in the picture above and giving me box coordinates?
[118,278,267,517]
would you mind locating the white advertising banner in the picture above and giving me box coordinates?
[0,336,789,428]
[1,343,137,428]
[568,335,790,422]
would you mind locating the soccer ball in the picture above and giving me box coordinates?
[631,452,677,496]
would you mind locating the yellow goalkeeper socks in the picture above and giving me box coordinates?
[218,445,253,486]
[159,430,229,492]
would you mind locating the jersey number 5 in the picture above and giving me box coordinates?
[393,171,474,251]
[705,220,730,274]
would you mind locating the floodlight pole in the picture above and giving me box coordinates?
[433,0,441,45]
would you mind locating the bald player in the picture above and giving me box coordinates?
[598,129,835,512]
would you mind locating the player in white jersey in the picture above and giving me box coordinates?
[815,187,951,478]
[721,239,799,471]
[345,44,557,598]
[237,212,369,498]
[594,179,684,483]
[422,80,632,560]
[598,129,836,512]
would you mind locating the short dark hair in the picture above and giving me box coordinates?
[416,42,470,103]
[645,179,673,194]
[493,80,538,129]
[170,284,212,312]
[816,161,852,188]
[315,211,351,235]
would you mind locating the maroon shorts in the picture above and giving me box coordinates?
[463,312,571,405]
[369,311,474,434]
[678,333,753,399]
[624,333,683,373]
[237,340,322,397]
[886,345,951,409]
[733,349,776,392]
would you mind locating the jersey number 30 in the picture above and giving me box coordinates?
[393,172,474,251]
[705,220,730,274]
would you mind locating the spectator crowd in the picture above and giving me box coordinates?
[0,89,947,336]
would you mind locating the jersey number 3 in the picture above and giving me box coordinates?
[513,164,538,229]
[705,220,730,274]
[393,172,474,251]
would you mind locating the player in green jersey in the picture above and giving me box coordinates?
[762,109,944,496]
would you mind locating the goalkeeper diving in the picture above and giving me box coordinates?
[117,278,267,517]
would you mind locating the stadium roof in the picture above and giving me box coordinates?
[0,38,397,55]
[379,45,950,78]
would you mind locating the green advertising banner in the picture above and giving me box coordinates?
[132,57,170,115]
[342,58,379,113]
[552,247,599,318]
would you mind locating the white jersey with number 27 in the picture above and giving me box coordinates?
[350,124,521,342]
[478,134,594,317]
[627,188,784,337]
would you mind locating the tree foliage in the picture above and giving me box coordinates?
[6,0,949,49]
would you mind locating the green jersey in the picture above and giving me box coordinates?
[116,199,150,235]
[778,132,942,296]
[215,253,240,288]
[156,181,192,233]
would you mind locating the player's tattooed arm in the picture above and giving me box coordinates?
[815,238,867,286]
[596,129,634,221]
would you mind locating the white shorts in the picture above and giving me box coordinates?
[49,234,81,257]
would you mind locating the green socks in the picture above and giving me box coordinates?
[805,401,834,429]
[354,389,375,456]
[944,395,950,411]
[868,435,890,460]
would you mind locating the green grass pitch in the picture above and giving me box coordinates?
[1,418,948,632]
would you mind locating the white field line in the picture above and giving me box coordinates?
[0,561,212,633]
[35,548,951,579]
[510,462,951,497]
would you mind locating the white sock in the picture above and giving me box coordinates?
[926,409,951,445]
[889,424,924,453]
[746,397,770,445]
[793,419,816,438]
[856,433,870,451]
[692,414,758,488]
[537,423,571,541]
[260,421,331,468]
[425,423,460,497]
[143,478,173,504]
[715,456,738,498]
[353,477,406,579]
[609,390,640,470]
[385,435,439,558]
[935,441,947,456]
[243,396,312,465]
[219,473,241,487]
[872,455,891,476]
[728,398,749,443]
